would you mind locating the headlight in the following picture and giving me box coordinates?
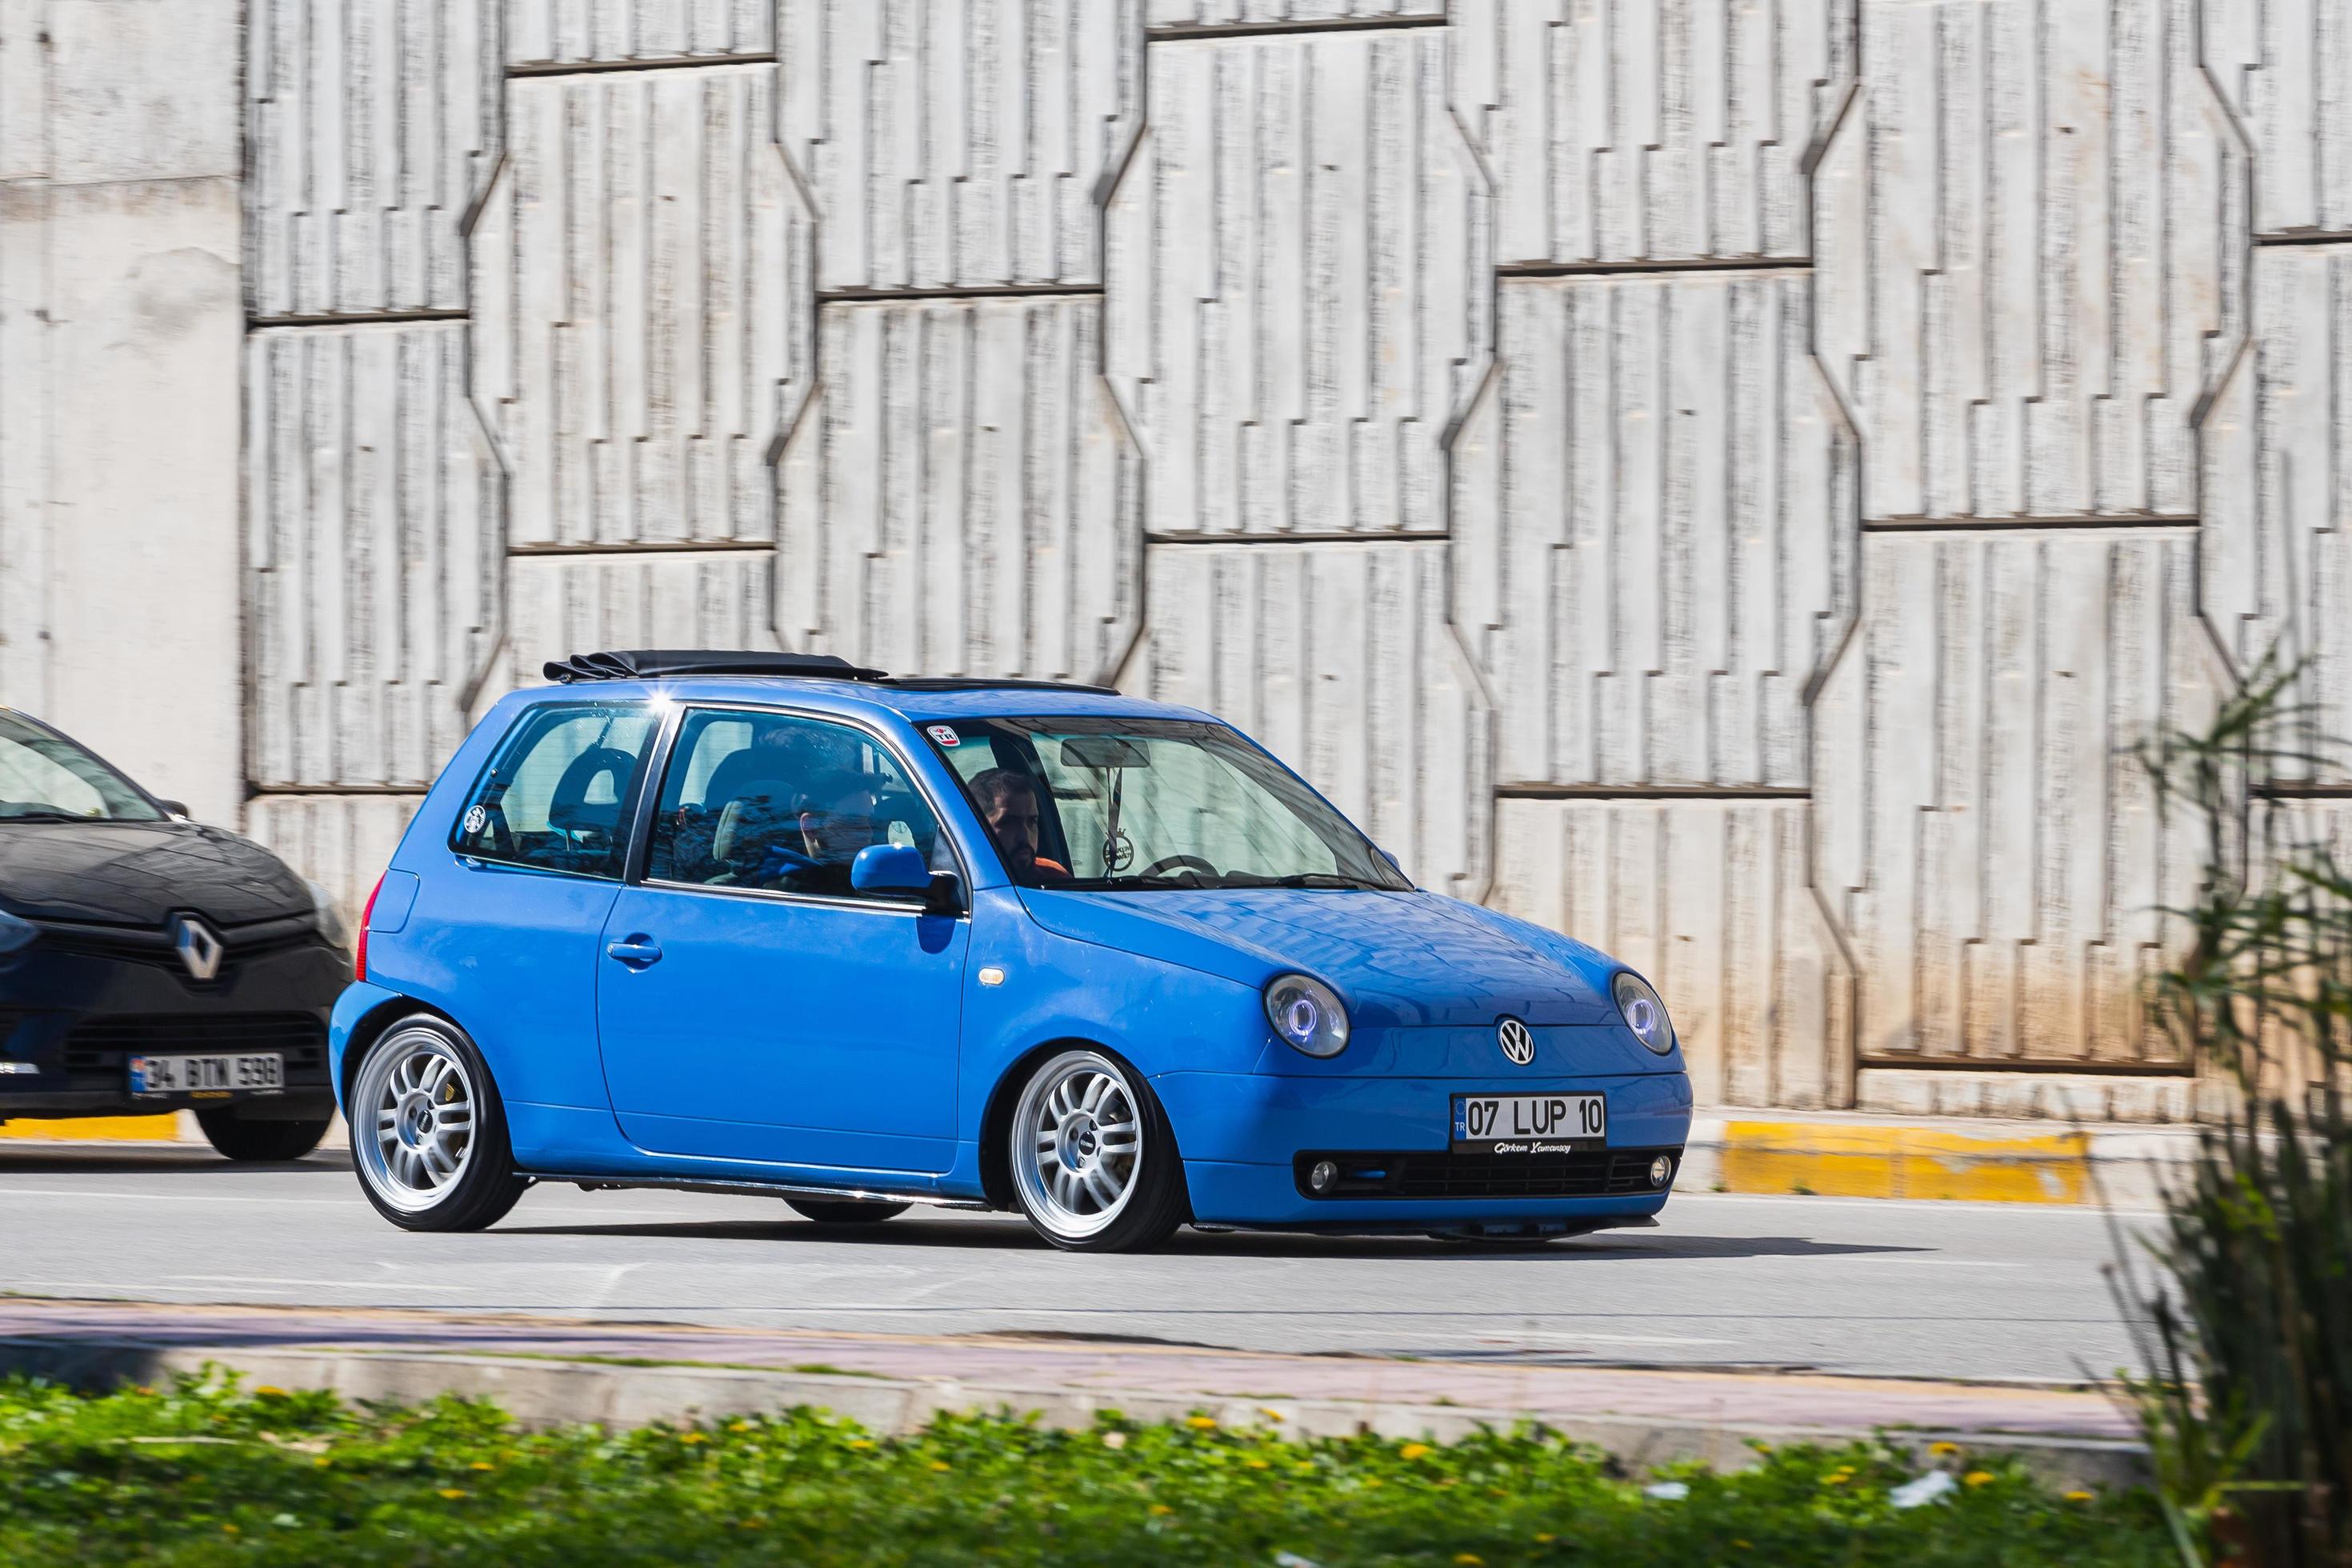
[0,907,34,957]
[306,881,352,950]
[1613,971,1675,1055]
[1265,974,1350,1058]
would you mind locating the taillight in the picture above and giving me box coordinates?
[355,873,383,982]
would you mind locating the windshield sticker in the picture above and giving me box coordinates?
[462,805,488,835]
[926,725,962,747]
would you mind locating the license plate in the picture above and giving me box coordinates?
[1451,1092,1606,1154]
[128,1054,283,1098]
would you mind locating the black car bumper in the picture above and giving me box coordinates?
[0,915,345,1121]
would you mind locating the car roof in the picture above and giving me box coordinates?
[516,651,1213,727]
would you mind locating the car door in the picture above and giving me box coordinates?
[594,706,968,1174]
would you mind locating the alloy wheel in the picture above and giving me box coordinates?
[1010,1050,1145,1242]
[354,1026,478,1214]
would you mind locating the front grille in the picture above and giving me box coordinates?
[35,913,325,971]
[64,1014,329,1090]
[1294,1146,1682,1201]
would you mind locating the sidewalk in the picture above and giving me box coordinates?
[0,1298,2144,1490]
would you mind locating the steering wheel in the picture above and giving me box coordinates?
[1137,853,1219,879]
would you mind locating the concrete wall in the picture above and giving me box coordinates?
[6,0,2350,1117]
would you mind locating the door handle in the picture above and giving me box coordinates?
[605,936,663,969]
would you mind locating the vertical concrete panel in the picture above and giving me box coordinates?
[1130,542,1491,896]
[471,64,812,550]
[2201,244,2352,787]
[2206,0,2352,239]
[505,0,772,70]
[1814,0,2246,522]
[506,550,784,681]
[778,297,1141,682]
[1493,798,1842,1106]
[1812,530,2215,1065]
[1108,26,1491,537]
[1146,2,1445,28]
[244,794,425,921]
[782,0,1139,292]
[1456,271,1855,789]
[246,322,498,790]
[246,0,500,320]
[1455,0,1855,265]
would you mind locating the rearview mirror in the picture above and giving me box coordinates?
[1058,734,1152,770]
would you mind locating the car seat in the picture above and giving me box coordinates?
[545,746,639,864]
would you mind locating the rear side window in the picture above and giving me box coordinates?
[450,702,658,879]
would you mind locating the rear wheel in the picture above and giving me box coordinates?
[1007,1048,1186,1253]
[349,1018,525,1232]
[194,1107,330,1162]
[786,1198,910,1226]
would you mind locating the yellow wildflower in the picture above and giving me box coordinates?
[730,1422,752,1433]
[1964,1470,1995,1488]
[1149,1504,1173,1517]
[1400,1442,1433,1461]
[438,1489,468,1501]
[847,1438,874,1450]
[1454,1555,1486,1566]
[1928,1441,1961,1457]
[930,1460,952,1472]
[1246,1458,1270,1470]
[680,1431,708,1445]
[1536,1533,1556,1544]
[2064,1490,2094,1503]
[254,1386,287,1398]
[1186,1415,1218,1430]
[221,1525,239,1535]
[1260,1406,1286,1422]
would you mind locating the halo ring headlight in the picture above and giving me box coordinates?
[1613,971,1676,1056]
[1265,974,1349,1058]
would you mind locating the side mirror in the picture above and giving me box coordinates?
[1378,848,1403,874]
[157,800,190,819]
[851,843,930,894]
[850,845,964,914]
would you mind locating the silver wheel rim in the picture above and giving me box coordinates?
[1010,1050,1144,1241]
[354,1026,478,1214]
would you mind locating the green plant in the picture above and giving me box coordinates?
[0,1371,2171,1566]
[2117,655,2352,1566]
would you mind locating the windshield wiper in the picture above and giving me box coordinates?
[0,810,100,824]
[1216,871,1388,890]
[1058,873,1214,892]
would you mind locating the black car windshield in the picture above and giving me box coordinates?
[926,717,1411,893]
[0,713,163,822]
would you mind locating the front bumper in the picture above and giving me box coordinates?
[0,921,345,1120]
[1151,1068,1693,1227]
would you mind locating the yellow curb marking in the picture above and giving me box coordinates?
[1719,1122,2092,1204]
[1,1114,182,1142]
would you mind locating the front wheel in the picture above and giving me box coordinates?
[1007,1048,1187,1253]
[349,1018,525,1232]
[195,1106,331,1162]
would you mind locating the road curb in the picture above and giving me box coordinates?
[1679,1114,2199,1207]
[0,1337,2150,1493]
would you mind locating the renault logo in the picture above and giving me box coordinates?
[171,915,224,982]
[1496,1017,1535,1066]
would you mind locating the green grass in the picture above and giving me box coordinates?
[0,1372,2171,1566]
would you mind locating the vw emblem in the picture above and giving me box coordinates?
[171,915,224,982]
[1496,1017,1536,1066]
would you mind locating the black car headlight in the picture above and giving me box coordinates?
[1613,971,1675,1055]
[1265,974,1350,1058]
[306,881,352,950]
[0,907,34,957]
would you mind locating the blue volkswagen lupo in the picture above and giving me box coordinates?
[332,650,1691,1252]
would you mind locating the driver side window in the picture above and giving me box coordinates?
[644,709,949,901]
[450,703,658,879]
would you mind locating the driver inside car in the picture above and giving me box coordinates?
[969,768,1069,882]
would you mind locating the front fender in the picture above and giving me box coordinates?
[957,888,1266,1138]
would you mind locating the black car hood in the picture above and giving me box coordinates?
[0,820,311,926]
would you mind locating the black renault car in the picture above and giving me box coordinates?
[0,707,348,1158]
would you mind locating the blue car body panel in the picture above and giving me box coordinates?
[333,674,1694,1230]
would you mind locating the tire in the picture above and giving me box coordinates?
[1006,1047,1187,1254]
[786,1198,911,1226]
[348,1017,526,1233]
[194,1107,331,1162]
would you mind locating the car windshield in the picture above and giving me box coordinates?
[926,717,1411,893]
[0,712,163,822]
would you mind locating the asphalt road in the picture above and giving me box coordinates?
[0,1144,2158,1384]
